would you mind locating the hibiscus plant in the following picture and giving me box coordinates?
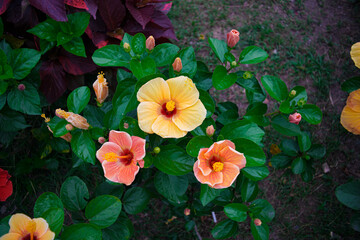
[0,28,326,239]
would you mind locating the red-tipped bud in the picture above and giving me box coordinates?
[289,112,302,125]
[172,57,182,72]
[18,84,25,91]
[254,218,262,226]
[226,29,240,48]
[65,124,74,131]
[98,137,106,144]
[184,208,191,216]
[206,125,215,137]
[146,35,155,51]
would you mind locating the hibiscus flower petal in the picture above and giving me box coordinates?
[33,218,49,238]
[131,136,146,160]
[101,161,123,183]
[351,42,360,69]
[213,162,239,189]
[152,115,187,138]
[197,148,212,176]
[137,77,171,104]
[341,105,360,135]
[193,160,223,187]
[219,146,246,169]
[205,140,235,159]
[96,142,122,163]
[172,100,206,131]
[109,131,132,152]
[116,164,140,186]
[9,213,31,235]
[0,180,13,201]
[166,76,199,110]
[38,230,55,240]
[346,89,360,112]
[0,233,22,240]
[137,102,161,134]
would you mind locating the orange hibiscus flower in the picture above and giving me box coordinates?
[0,213,55,240]
[341,89,360,135]
[96,130,146,185]
[137,76,206,138]
[193,140,246,189]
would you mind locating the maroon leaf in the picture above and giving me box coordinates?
[98,0,126,30]
[29,0,67,22]
[126,0,154,29]
[59,50,97,75]
[154,2,172,14]
[0,0,12,15]
[40,60,67,103]
[84,0,97,19]
[5,0,39,35]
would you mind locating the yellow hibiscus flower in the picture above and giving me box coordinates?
[351,42,360,69]
[340,89,360,135]
[137,76,207,138]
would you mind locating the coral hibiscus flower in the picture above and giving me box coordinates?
[341,89,360,135]
[137,76,206,138]
[193,140,246,189]
[0,168,13,202]
[96,131,146,185]
[0,213,55,240]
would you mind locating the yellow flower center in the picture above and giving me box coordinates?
[25,220,36,240]
[212,162,224,172]
[98,72,105,83]
[56,109,70,118]
[166,100,176,112]
[41,114,50,123]
[103,152,132,163]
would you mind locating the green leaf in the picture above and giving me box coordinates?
[60,12,90,37]
[83,105,104,128]
[280,138,299,156]
[217,110,239,125]
[244,103,269,127]
[341,76,360,93]
[62,37,86,57]
[47,116,69,137]
[271,115,301,137]
[92,44,131,67]
[242,166,269,181]
[291,157,305,174]
[220,119,265,145]
[154,172,188,205]
[0,109,29,132]
[56,32,73,46]
[208,38,228,63]
[0,92,6,110]
[27,19,60,42]
[212,65,237,90]
[131,33,146,55]
[270,154,292,169]
[307,144,326,159]
[250,199,275,223]
[191,118,215,137]
[95,182,124,199]
[122,187,150,214]
[288,86,308,107]
[150,43,179,66]
[61,223,102,240]
[193,61,212,91]
[251,221,269,240]
[34,192,63,217]
[7,82,41,115]
[172,47,197,78]
[297,104,322,124]
[335,181,360,210]
[153,145,195,176]
[102,219,131,240]
[71,130,96,164]
[199,89,215,118]
[0,64,12,80]
[67,86,90,114]
[130,57,156,80]
[211,219,238,239]
[236,71,266,104]
[238,176,258,202]
[119,116,146,138]
[85,195,122,229]
[41,208,65,235]
[239,46,268,64]
[298,132,311,152]
[0,80,8,94]
[60,176,89,212]
[232,138,266,167]
[224,203,248,222]
[8,48,41,79]
[186,136,213,157]
[261,75,288,101]
[301,163,315,182]
[40,39,56,54]
[200,184,222,206]
[351,213,360,232]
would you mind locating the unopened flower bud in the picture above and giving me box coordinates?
[123,122,129,129]
[154,147,161,154]
[65,124,74,131]
[146,35,155,51]
[231,61,237,67]
[56,108,90,130]
[270,144,281,155]
[206,125,215,137]
[93,72,109,105]
[254,218,262,226]
[98,137,106,144]
[123,42,131,53]
[243,71,253,79]
[184,208,191,216]
[297,98,306,107]
[18,84,25,91]
[226,29,240,48]
[289,112,302,125]
[172,57,182,73]
[289,90,296,98]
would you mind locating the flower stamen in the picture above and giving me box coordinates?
[103,152,132,162]
[97,71,105,84]
[26,220,36,240]
[212,162,224,172]
[41,114,50,123]
[166,100,176,112]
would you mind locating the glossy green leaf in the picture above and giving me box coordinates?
[291,157,305,174]
[199,89,215,118]
[261,75,288,101]
[172,47,197,78]
[27,18,60,42]
[56,32,73,46]
[242,166,269,181]
[200,184,222,206]
[62,37,86,57]
[335,181,360,210]
[102,219,131,240]
[270,154,292,169]
[239,176,259,202]
[67,86,90,114]
[220,119,265,145]
[71,130,96,164]
[85,195,122,228]
[297,104,322,125]
[211,219,238,239]
[271,115,301,137]
[244,103,269,127]
[60,176,89,212]
[154,172,189,205]
[239,46,268,64]
[217,110,239,125]
[61,223,102,240]
[34,192,63,217]
[83,105,105,128]
[7,82,41,115]
[280,138,299,156]
[130,57,156,80]
[224,203,248,222]
[191,118,215,137]
[123,187,150,214]
[208,37,228,63]
[341,76,360,93]
[92,44,131,67]
[60,12,90,37]
[8,48,41,79]
[0,92,6,110]
[307,144,326,159]
[131,33,146,55]
[150,43,179,67]
[193,61,212,91]
[351,213,360,232]
[232,138,266,167]
[186,136,213,157]
[41,208,64,235]
[212,65,237,90]
[47,116,69,137]
[250,199,275,223]
[251,221,269,240]
[119,116,146,138]
[298,132,311,152]
[0,109,29,132]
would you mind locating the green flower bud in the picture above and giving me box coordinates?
[243,71,253,79]
[289,90,296,98]
[231,61,237,67]
[154,147,161,154]
[297,98,306,107]
[123,42,131,53]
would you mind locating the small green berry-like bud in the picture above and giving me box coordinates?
[289,90,296,98]
[231,61,237,67]
[123,42,131,53]
[154,147,161,154]
[243,71,253,79]
[297,98,306,107]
